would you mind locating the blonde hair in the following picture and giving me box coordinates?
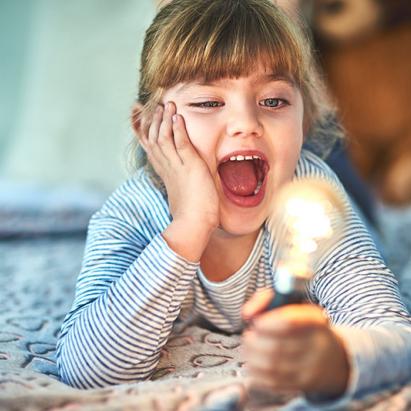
[134,0,341,172]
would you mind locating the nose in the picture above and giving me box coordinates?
[226,103,263,139]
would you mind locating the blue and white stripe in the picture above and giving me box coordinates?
[57,150,411,398]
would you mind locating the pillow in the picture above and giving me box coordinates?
[0,180,106,237]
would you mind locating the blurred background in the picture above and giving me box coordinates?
[1,0,411,204]
[0,0,155,193]
[0,0,411,230]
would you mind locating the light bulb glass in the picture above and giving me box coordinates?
[268,178,347,295]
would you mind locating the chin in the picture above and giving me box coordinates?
[218,210,266,237]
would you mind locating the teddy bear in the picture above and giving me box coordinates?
[308,0,411,205]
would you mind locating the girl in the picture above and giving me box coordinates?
[57,0,411,406]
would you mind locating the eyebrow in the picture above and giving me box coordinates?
[264,74,296,87]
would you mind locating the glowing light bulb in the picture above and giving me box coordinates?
[267,177,347,309]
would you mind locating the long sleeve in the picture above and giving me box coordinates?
[292,151,411,407]
[313,250,411,401]
[307,183,411,405]
[305,252,411,409]
[56,175,199,389]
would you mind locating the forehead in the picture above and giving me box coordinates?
[172,70,297,94]
[157,52,298,89]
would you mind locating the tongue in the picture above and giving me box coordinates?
[219,161,258,196]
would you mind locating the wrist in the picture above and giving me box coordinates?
[173,210,219,233]
[162,218,215,262]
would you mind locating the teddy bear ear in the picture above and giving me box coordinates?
[312,0,382,44]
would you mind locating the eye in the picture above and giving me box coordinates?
[189,101,223,109]
[260,98,288,108]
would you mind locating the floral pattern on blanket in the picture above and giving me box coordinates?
[0,236,292,410]
[0,196,411,410]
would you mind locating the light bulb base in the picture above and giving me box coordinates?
[274,265,310,295]
[267,266,310,310]
[267,289,306,310]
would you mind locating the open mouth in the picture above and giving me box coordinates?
[217,152,270,207]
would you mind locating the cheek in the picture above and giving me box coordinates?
[268,112,304,181]
[273,110,304,150]
[283,120,304,165]
[182,115,203,147]
[285,104,305,151]
[179,111,217,160]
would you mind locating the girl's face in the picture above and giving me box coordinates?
[161,65,304,237]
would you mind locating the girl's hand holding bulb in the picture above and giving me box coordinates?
[242,178,350,399]
[242,290,350,399]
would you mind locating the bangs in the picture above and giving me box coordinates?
[139,0,306,104]
[136,0,340,174]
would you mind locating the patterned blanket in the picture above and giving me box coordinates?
[0,184,410,411]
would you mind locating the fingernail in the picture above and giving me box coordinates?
[172,114,178,123]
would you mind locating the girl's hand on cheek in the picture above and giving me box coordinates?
[139,102,220,258]
[242,303,350,400]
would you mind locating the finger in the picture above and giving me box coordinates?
[148,105,164,146]
[246,348,304,375]
[172,113,199,164]
[146,105,171,170]
[138,117,149,151]
[247,382,298,403]
[245,340,313,393]
[253,304,328,336]
[157,102,182,164]
[242,288,274,321]
[246,367,300,392]
[243,329,306,360]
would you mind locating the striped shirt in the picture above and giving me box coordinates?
[57,150,411,402]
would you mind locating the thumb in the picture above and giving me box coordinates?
[242,288,274,321]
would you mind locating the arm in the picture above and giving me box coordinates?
[307,178,411,403]
[56,212,200,388]
[243,154,411,404]
[242,223,411,404]
[314,253,411,401]
[58,102,219,389]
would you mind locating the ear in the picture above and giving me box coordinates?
[131,102,144,137]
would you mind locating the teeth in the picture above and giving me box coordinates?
[253,180,263,195]
[227,154,262,162]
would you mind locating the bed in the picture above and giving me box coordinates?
[1,182,410,410]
